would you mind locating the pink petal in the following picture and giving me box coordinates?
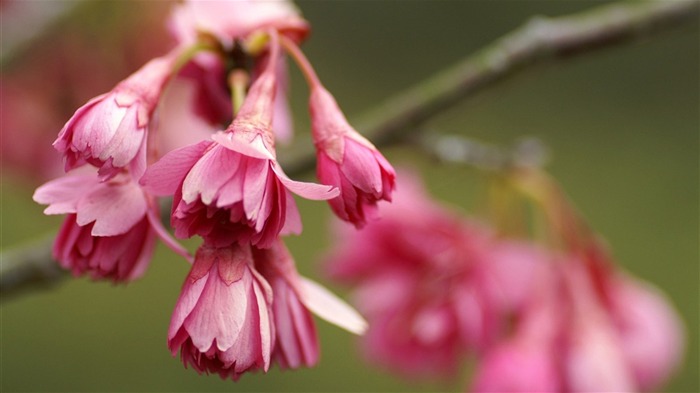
[253,277,273,371]
[182,145,240,204]
[254,174,277,232]
[71,96,126,155]
[33,172,99,215]
[76,181,148,236]
[98,105,145,167]
[298,276,367,335]
[217,173,244,208]
[185,269,250,352]
[53,94,107,152]
[613,277,684,390]
[272,163,339,200]
[140,140,210,196]
[243,159,269,220]
[212,131,274,160]
[341,138,382,194]
[280,191,302,235]
[168,276,209,345]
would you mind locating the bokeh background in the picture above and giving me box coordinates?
[1,1,697,392]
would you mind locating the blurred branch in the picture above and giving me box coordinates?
[281,0,699,173]
[2,0,698,301]
[417,134,550,172]
[0,235,66,300]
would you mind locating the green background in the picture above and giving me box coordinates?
[2,1,698,392]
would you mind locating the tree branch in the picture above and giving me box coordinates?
[281,0,699,173]
[2,0,698,301]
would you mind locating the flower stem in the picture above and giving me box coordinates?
[229,69,250,117]
[279,35,322,89]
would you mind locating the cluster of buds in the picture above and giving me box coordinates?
[326,171,684,391]
[33,0,393,380]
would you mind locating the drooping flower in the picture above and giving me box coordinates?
[471,340,561,393]
[141,32,337,248]
[54,49,181,180]
[310,85,396,228]
[470,261,562,393]
[471,250,684,393]
[168,243,274,380]
[326,172,543,377]
[33,169,156,282]
[610,276,685,391]
[253,240,319,369]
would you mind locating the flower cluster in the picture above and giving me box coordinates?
[34,0,391,380]
[325,172,684,391]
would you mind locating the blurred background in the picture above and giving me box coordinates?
[1,1,697,391]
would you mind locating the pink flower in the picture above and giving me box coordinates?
[141,34,337,248]
[471,341,560,393]
[470,252,684,393]
[168,244,274,380]
[609,275,685,390]
[311,85,396,227]
[471,261,562,393]
[54,51,179,179]
[51,214,156,282]
[33,170,156,282]
[325,172,544,377]
[253,240,319,369]
[168,0,309,47]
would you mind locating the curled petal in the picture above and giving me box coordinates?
[298,276,367,335]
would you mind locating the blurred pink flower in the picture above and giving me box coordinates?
[471,259,562,393]
[168,243,274,380]
[326,172,543,377]
[471,251,684,393]
[608,274,685,390]
[561,261,636,392]
[311,85,396,228]
[33,170,156,282]
[54,50,180,180]
[254,240,319,369]
[471,340,560,393]
[0,79,63,181]
[168,0,308,47]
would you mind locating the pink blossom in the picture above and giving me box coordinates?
[33,170,156,282]
[471,261,562,393]
[470,253,684,393]
[471,341,560,393]
[326,172,543,377]
[608,274,685,390]
[141,35,337,248]
[54,51,179,179]
[311,86,396,228]
[168,0,308,47]
[253,240,319,369]
[51,214,156,282]
[561,261,636,392]
[168,244,274,380]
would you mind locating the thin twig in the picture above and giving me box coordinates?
[2,0,698,301]
[281,0,699,174]
[0,234,65,300]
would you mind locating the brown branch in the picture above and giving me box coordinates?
[2,0,698,301]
